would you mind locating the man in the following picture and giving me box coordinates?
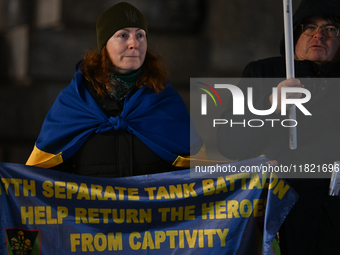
[218,0,340,254]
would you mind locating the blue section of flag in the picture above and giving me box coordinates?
[34,62,201,165]
[0,158,298,254]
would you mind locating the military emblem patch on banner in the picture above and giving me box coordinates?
[5,228,40,255]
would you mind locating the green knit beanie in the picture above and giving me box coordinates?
[96,2,148,51]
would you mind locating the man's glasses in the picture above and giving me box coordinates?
[301,24,340,38]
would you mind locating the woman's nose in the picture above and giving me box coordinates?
[128,35,138,49]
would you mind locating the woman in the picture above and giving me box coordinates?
[26,2,203,177]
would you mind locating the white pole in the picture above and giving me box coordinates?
[283,0,297,150]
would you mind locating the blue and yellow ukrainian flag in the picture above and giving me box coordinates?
[26,63,203,168]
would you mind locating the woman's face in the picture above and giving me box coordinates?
[106,27,147,73]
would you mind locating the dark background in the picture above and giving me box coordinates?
[0,0,301,164]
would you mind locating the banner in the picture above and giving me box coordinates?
[0,157,297,254]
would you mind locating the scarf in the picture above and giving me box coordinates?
[107,69,141,101]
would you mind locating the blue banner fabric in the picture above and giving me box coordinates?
[0,157,297,254]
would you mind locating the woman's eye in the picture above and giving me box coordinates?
[119,33,128,38]
[136,33,145,39]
